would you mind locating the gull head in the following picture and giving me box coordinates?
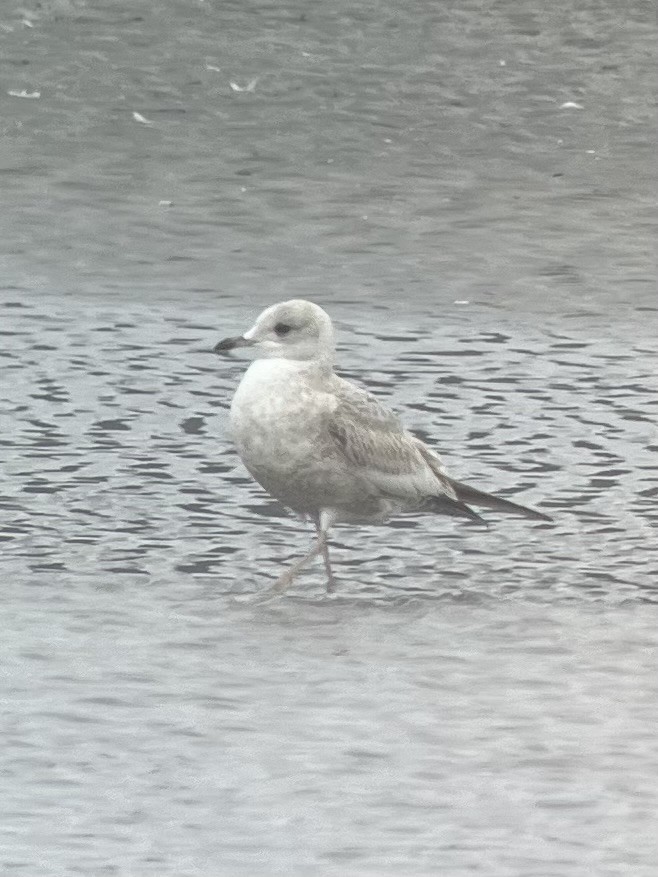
[214,300,334,362]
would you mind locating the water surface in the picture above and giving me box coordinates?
[1,0,656,874]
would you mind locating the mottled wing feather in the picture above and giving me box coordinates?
[414,440,457,497]
[329,379,403,435]
[328,379,413,472]
[327,377,458,501]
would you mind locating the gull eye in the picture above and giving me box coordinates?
[274,322,292,337]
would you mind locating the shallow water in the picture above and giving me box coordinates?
[2,294,657,876]
[2,296,656,597]
[1,0,657,874]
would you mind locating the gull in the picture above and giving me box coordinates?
[214,300,551,595]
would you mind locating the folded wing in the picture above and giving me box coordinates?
[326,378,482,522]
[326,377,550,524]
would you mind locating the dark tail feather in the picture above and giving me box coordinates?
[448,479,552,522]
[425,494,487,525]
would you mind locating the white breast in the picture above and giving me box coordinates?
[227,358,397,521]
[230,359,328,482]
[231,359,311,427]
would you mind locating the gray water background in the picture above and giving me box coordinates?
[1,0,657,874]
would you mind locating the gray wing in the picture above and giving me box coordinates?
[325,378,543,524]
[326,377,457,501]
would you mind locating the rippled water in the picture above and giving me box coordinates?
[2,296,656,596]
[3,294,657,875]
[1,0,657,873]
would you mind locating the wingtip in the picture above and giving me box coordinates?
[448,478,553,523]
[425,494,488,525]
